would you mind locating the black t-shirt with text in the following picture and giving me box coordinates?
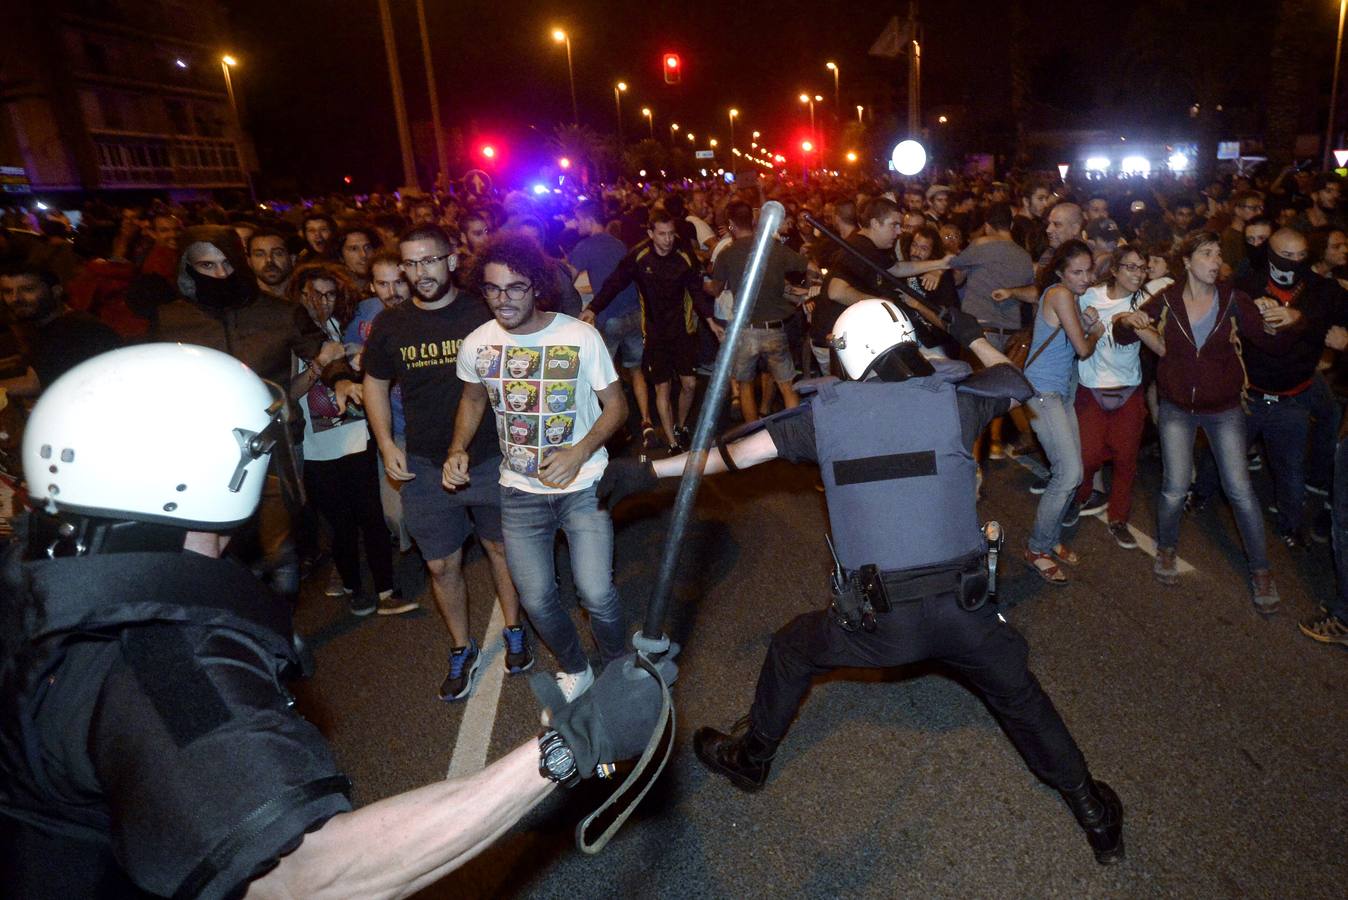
[363,293,500,463]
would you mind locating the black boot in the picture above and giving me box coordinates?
[693,719,778,792]
[1060,779,1125,865]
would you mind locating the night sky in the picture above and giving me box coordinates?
[224,0,1334,192]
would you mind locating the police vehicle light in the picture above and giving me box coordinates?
[532,184,549,195]
[1085,156,1111,172]
[890,140,927,176]
[559,157,571,169]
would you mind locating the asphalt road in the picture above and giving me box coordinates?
[291,436,1347,899]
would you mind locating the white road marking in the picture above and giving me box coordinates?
[447,600,507,778]
[1006,453,1196,573]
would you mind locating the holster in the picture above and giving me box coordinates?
[828,576,870,632]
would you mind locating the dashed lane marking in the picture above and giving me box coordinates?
[447,600,507,778]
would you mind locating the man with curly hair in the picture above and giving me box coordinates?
[447,233,628,704]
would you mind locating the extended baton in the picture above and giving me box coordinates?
[801,212,948,324]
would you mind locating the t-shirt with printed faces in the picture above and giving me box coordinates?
[458,313,618,494]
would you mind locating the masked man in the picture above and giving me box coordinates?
[600,300,1125,865]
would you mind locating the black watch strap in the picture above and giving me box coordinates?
[538,728,580,788]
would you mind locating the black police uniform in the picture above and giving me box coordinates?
[739,361,1090,791]
[0,533,351,899]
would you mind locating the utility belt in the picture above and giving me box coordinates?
[828,547,995,633]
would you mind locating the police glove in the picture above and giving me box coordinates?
[531,650,679,778]
[596,457,660,510]
[946,307,986,349]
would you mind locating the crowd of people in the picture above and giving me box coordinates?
[2,159,1348,703]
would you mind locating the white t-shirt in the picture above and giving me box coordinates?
[687,214,716,249]
[458,313,619,493]
[297,315,369,461]
[1077,284,1142,389]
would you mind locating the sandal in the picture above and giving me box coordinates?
[1051,544,1081,566]
[1024,549,1069,584]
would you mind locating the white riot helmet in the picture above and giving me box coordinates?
[830,299,935,381]
[23,344,282,535]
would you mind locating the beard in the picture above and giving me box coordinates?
[412,275,451,303]
[256,265,289,287]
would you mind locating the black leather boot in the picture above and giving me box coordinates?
[1060,779,1125,864]
[693,719,778,792]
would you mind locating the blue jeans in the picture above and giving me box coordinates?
[1026,392,1082,553]
[1329,436,1348,623]
[1157,401,1269,571]
[501,484,627,672]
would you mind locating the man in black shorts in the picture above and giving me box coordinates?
[583,209,720,452]
[363,224,530,701]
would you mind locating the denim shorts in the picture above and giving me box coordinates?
[401,454,503,560]
[732,326,796,382]
[601,308,644,370]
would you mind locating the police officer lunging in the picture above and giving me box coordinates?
[600,299,1125,864]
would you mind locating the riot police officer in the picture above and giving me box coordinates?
[600,300,1125,865]
[0,344,672,898]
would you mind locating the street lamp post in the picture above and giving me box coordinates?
[856,104,864,124]
[642,107,653,140]
[826,61,840,113]
[551,29,578,126]
[728,108,738,173]
[219,55,257,205]
[614,82,627,145]
[1326,0,1348,171]
[670,122,679,146]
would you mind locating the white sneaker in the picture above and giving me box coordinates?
[540,664,594,725]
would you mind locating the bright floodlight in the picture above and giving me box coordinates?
[1121,155,1151,176]
[532,184,549,195]
[1168,151,1190,172]
[1085,156,1111,172]
[891,140,926,176]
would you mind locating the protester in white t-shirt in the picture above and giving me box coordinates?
[446,234,628,703]
[1071,244,1152,547]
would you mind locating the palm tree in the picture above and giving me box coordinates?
[549,123,606,184]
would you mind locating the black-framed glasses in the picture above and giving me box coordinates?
[480,282,533,301]
[305,288,339,302]
[1116,263,1146,273]
[400,254,452,272]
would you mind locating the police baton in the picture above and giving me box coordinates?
[634,200,786,653]
[801,212,949,325]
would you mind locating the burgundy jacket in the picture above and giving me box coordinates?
[1113,282,1303,414]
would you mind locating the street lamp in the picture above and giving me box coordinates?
[709,138,718,148]
[614,81,627,144]
[846,150,858,163]
[799,93,816,141]
[686,132,695,142]
[551,28,578,125]
[856,104,864,124]
[641,107,653,140]
[219,54,256,205]
[938,115,949,124]
[826,61,840,112]
[728,108,739,171]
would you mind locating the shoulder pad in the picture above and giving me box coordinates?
[720,400,813,442]
[956,363,1034,404]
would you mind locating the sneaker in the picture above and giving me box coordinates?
[1029,476,1049,495]
[1247,452,1263,472]
[1061,502,1081,528]
[1298,612,1348,646]
[673,425,692,449]
[1306,482,1330,498]
[555,664,594,703]
[1079,490,1109,517]
[640,422,661,452]
[439,639,481,702]
[1183,490,1208,514]
[1107,521,1138,549]
[1153,548,1179,586]
[1250,570,1280,615]
[375,589,419,616]
[503,625,534,674]
[324,572,351,598]
[348,594,376,617]
[1279,529,1309,552]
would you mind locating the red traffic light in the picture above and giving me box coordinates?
[663,52,681,84]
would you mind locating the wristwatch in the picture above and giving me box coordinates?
[537,728,580,788]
